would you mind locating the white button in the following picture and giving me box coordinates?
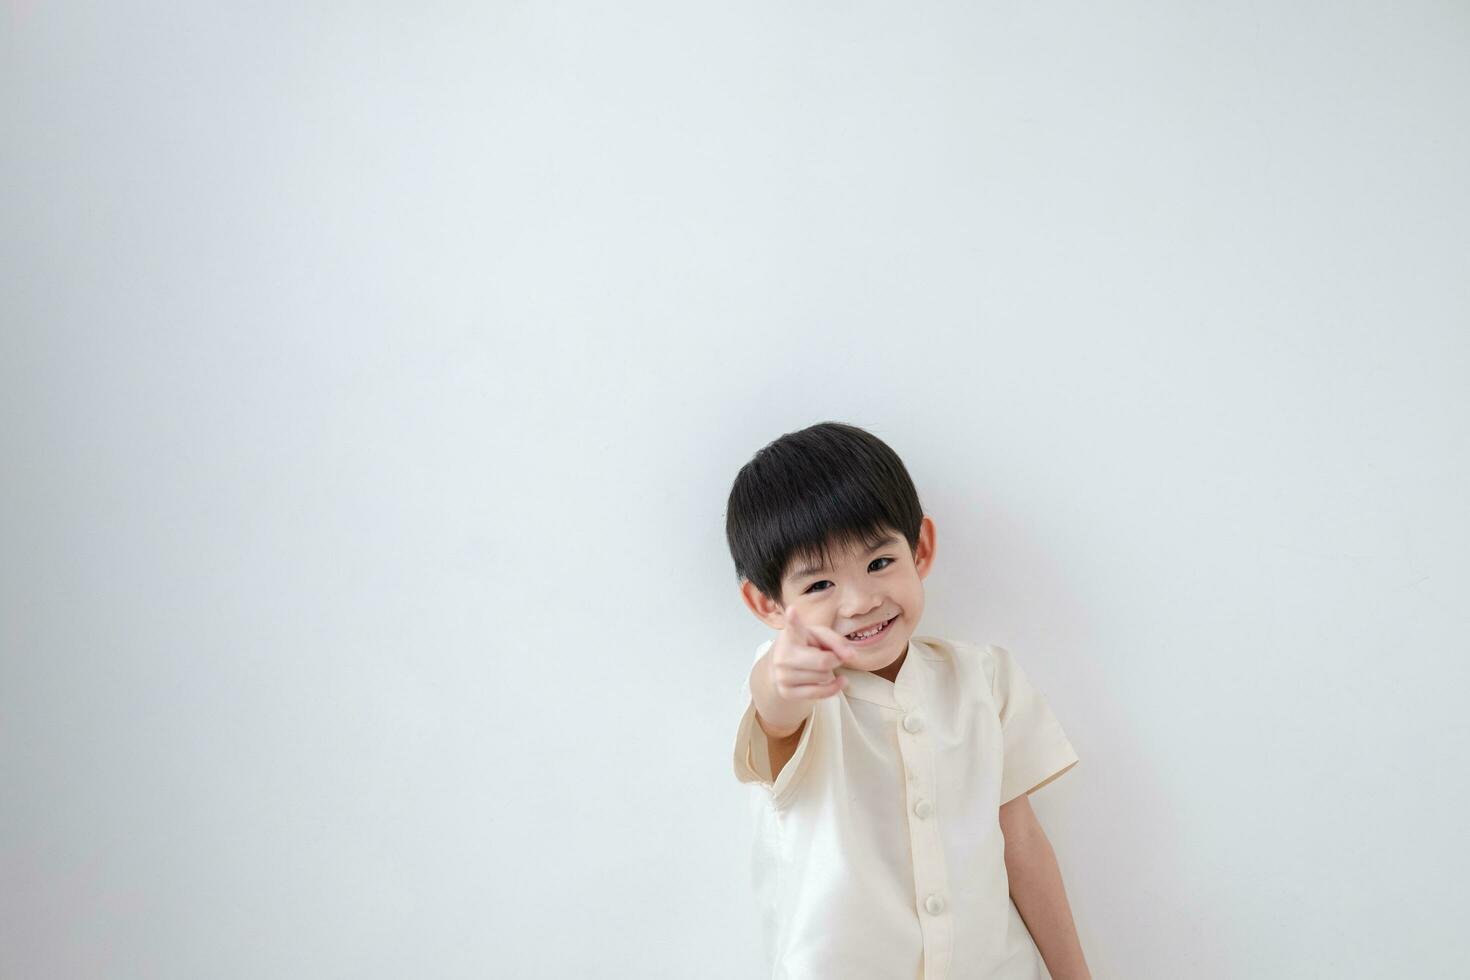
[914,798,933,819]
[902,713,923,733]
[925,894,945,915]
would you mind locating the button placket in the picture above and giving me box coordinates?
[897,695,953,979]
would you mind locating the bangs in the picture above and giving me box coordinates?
[786,525,903,585]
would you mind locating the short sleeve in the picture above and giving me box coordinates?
[988,643,1079,805]
[732,639,818,804]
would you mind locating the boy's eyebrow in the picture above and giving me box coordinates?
[786,534,902,581]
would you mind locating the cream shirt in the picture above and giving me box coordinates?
[732,634,1080,980]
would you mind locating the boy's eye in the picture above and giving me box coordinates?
[804,557,895,594]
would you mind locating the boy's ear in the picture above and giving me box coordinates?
[740,579,788,631]
[914,514,937,580]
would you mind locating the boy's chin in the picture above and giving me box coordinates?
[853,638,907,671]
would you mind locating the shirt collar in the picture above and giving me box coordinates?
[838,635,940,708]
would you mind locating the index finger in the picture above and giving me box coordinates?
[783,605,807,640]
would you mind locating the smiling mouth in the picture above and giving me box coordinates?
[846,615,897,643]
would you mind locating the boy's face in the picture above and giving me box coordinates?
[742,515,937,675]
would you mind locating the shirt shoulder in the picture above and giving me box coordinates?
[910,633,1004,686]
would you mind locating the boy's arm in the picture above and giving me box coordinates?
[759,717,807,783]
[749,650,813,782]
[1000,794,1093,980]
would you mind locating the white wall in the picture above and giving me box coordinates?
[3,2,1467,977]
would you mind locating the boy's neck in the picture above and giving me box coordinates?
[870,643,908,683]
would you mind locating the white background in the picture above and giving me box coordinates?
[3,2,1467,978]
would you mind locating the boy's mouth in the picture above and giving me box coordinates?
[846,615,897,645]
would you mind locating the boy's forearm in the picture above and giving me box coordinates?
[1005,826,1092,980]
[749,651,812,737]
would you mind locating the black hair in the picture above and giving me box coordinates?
[725,421,924,608]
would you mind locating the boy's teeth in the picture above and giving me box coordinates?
[848,618,890,640]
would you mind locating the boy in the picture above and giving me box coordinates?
[726,421,1092,980]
